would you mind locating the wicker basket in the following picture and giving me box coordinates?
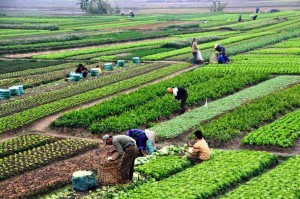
[98,161,121,185]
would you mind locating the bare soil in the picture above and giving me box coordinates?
[0,146,118,199]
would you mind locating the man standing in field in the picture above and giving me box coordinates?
[186,130,211,163]
[103,134,138,184]
[167,87,189,114]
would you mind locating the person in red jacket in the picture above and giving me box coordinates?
[167,87,189,114]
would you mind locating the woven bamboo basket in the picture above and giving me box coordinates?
[98,161,121,185]
[210,52,218,64]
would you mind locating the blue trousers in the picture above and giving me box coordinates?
[192,52,197,64]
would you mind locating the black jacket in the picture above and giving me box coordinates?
[215,45,225,53]
[174,87,187,100]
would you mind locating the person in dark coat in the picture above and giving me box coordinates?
[251,15,258,20]
[103,134,138,184]
[238,15,242,22]
[76,64,88,78]
[214,44,226,56]
[167,87,189,114]
[256,7,260,13]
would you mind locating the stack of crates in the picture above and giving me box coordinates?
[0,89,11,99]
[90,68,100,77]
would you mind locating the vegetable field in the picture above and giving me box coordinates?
[0,9,299,199]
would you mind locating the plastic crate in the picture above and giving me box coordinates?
[132,57,140,64]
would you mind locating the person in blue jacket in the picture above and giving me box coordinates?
[125,129,157,156]
[218,53,231,64]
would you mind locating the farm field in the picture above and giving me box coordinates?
[0,9,300,199]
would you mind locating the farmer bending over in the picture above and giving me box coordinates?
[125,129,157,156]
[103,134,138,184]
[167,87,189,114]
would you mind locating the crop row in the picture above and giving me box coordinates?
[68,44,161,60]
[32,37,175,60]
[231,54,299,61]
[89,71,269,134]
[93,47,176,62]
[224,18,287,31]
[251,48,300,55]
[117,150,277,199]
[242,109,300,147]
[0,134,58,158]
[0,63,96,88]
[0,33,81,46]
[0,62,169,116]
[166,33,297,61]
[54,62,210,128]
[0,24,59,31]
[142,31,275,60]
[0,63,190,134]
[248,18,300,33]
[0,62,80,79]
[221,155,300,199]
[205,65,300,75]
[0,60,64,75]
[0,138,98,180]
[135,156,191,180]
[273,38,300,48]
[165,31,300,62]
[199,84,300,145]
[150,75,300,139]
[53,69,267,130]
[217,62,300,75]
[0,30,175,55]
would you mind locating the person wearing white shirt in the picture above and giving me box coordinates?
[167,87,188,114]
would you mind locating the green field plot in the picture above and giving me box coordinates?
[0,60,65,74]
[198,84,300,145]
[0,62,168,116]
[1,10,300,198]
[0,63,190,134]
[243,109,300,147]
[150,75,300,139]
[221,155,300,199]
[32,38,175,60]
[251,48,300,55]
[117,150,277,199]
[135,155,191,180]
[273,37,300,48]
[0,138,98,180]
[0,63,96,88]
[0,134,58,158]
[89,71,268,134]
[53,69,269,133]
